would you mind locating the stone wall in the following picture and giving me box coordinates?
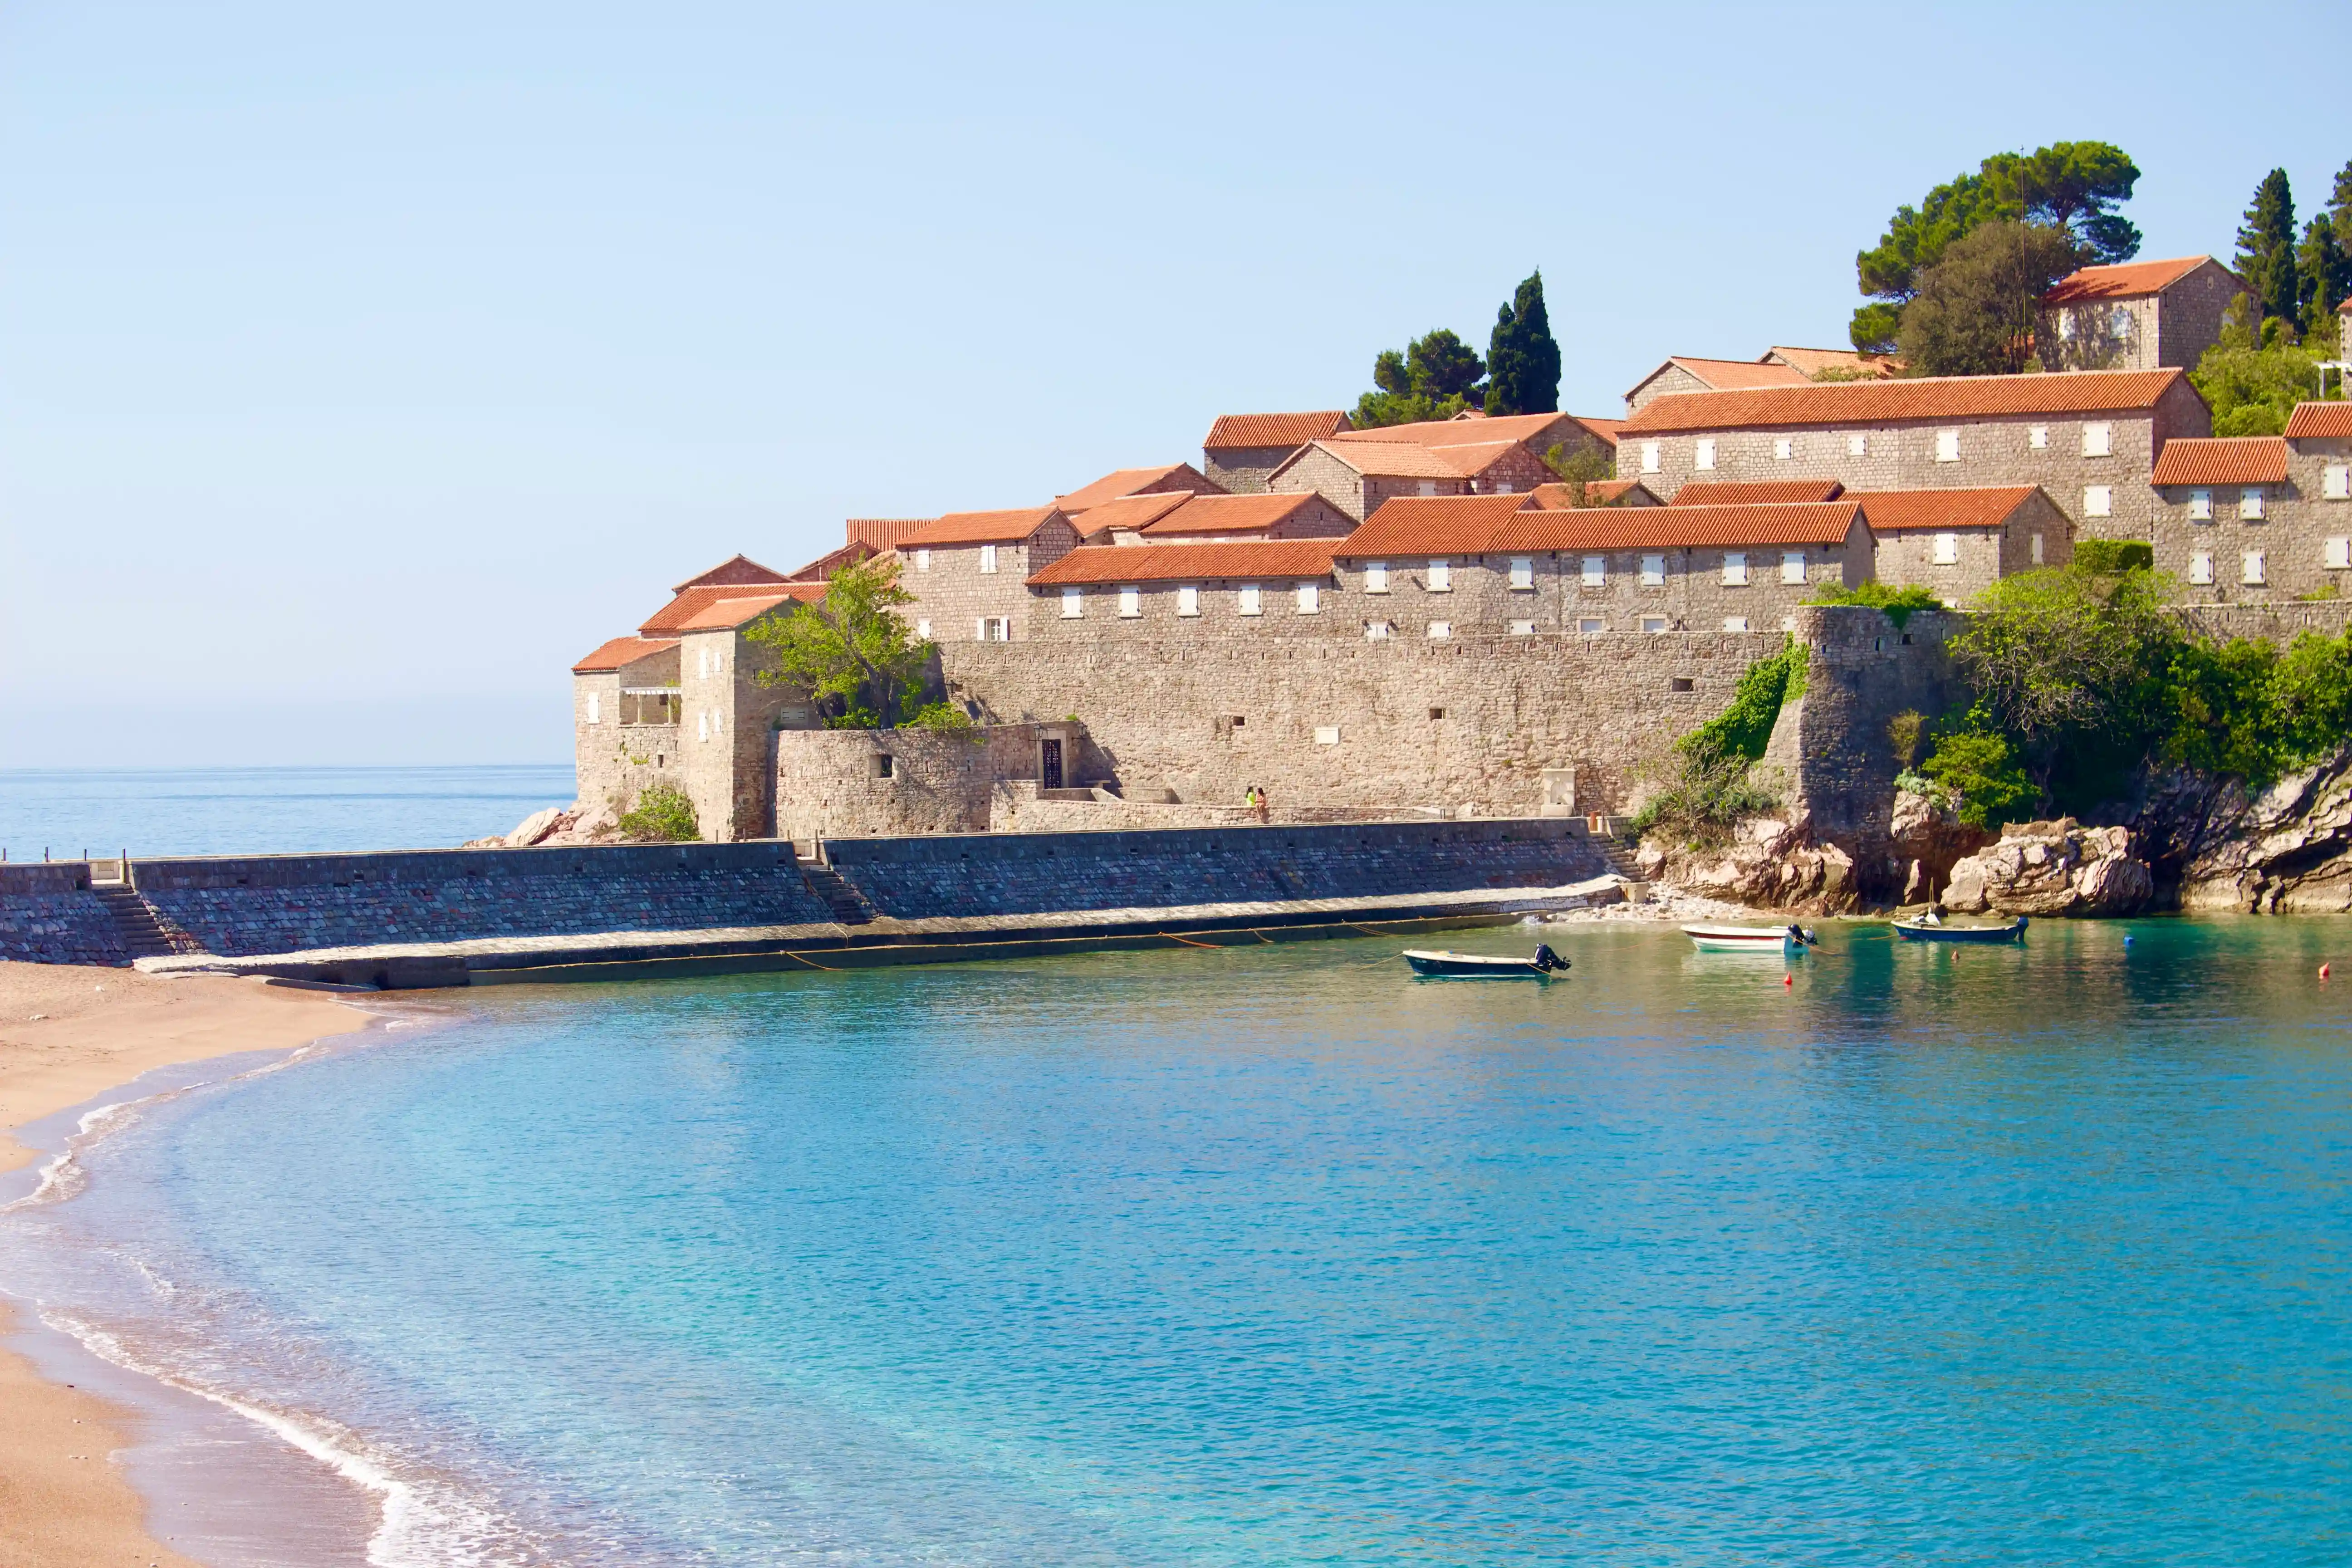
[942,627,1831,818]
[0,863,126,965]
[772,723,1084,843]
[573,643,683,826]
[902,521,1082,644]
[1869,490,2073,602]
[135,843,838,958]
[822,818,1611,919]
[1203,444,1299,495]
[2156,436,2352,606]
[679,625,811,842]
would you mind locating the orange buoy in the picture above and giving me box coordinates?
[2323,962,2332,980]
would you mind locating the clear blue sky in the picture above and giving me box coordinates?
[6,1,2348,766]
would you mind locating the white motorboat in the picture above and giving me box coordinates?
[1682,923,1815,954]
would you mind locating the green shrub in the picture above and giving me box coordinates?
[1807,581,1945,628]
[617,783,699,843]
[1886,710,1925,769]
[1632,639,1808,845]
[2071,539,2155,575]
[1920,720,2040,831]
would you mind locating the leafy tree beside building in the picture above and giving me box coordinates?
[1896,220,2084,376]
[743,559,968,730]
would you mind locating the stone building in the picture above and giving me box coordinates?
[1529,479,1660,508]
[1614,368,2211,541]
[1024,539,1343,641]
[1623,355,1811,412]
[897,506,1084,643]
[1327,491,1872,637]
[1201,411,1351,493]
[2151,414,2352,602]
[1759,346,1902,380]
[845,519,934,552]
[1053,463,1222,531]
[1329,410,1616,470]
[1851,485,2073,600]
[1269,436,1547,520]
[1128,490,1356,542]
[2038,256,2245,374]
[1669,478,1847,505]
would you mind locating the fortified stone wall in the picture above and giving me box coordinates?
[773,724,1082,843]
[822,818,1611,919]
[0,863,125,965]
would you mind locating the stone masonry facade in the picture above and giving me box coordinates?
[901,515,1084,644]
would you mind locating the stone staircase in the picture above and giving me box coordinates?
[797,860,875,926]
[94,885,179,960]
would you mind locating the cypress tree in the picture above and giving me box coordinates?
[1485,270,1561,415]
[2235,169,2300,328]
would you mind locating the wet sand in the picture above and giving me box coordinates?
[0,961,366,1568]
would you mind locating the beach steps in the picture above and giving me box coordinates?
[93,885,178,959]
[797,860,876,926]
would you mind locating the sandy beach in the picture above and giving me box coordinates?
[0,960,366,1568]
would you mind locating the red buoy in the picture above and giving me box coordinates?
[1783,973,1793,988]
[2323,963,2332,980]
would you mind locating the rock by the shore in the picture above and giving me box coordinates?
[463,802,619,850]
[2156,750,2352,914]
[1940,819,2154,917]
[1647,811,1858,915]
[1887,788,1990,904]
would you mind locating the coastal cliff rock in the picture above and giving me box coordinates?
[1941,820,2154,916]
[2138,748,2352,913]
[1887,788,1991,905]
[464,802,621,850]
[1647,811,1859,914]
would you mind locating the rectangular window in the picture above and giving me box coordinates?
[1933,532,1959,565]
[1492,481,1514,495]
[2243,549,2266,585]
[2111,305,2132,340]
[1416,480,1438,497]
[1176,585,1200,617]
[2057,310,2076,340]
[2030,534,2044,565]
[1581,555,1606,588]
[1509,556,1535,590]
[1780,551,1806,584]
[1847,433,1867,456]
[1694,437,1717,471]
[916,618,930,639]
[1314,726,1341,746]
[2190,550,2214,585]
[974,617,987,642]
[1640,440,1661,473]
[1363,562,1389,593]
[2082,421,2112,457]
[2240,487,2265,520]
[1641,553,1666,587]
[1640,615,1669,633]
[914,548,931,571]
[979,544,998,574]
[1364,619,1390,640]
[1773,437,1793,461]
[1296,582,1320,613]
[2029,425,2048,450]
[697,710,709,741]
[697,647,709,678]
[1509,619,1536,636]
[1118,585,1140,617]
[2327,537,2352,569]
[1578,617,1605,634]
[2324,463,2351,500]
[1936,430,1961,462]
[1426,620,1451,639]
[2084,485,2113,518]
[1427,559,1451,592]
[2189,488,2213,521]
[989,617,1009,642]
[586,692,600,724]
[1723,616,1750,633]
[1721,551,1748,586]
[1238,584,1261,616]
[1061,587,1082,619]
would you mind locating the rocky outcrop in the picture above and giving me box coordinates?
[1940,820,2154,916]
[2142,749,2352,913]
[1887,788,1991,905]
[463,802,621,850]
[1642,811,1859,914]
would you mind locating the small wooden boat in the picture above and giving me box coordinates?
[1403,945,1568,978]
[1683,923,1816,954]
[1893,914,2028,944]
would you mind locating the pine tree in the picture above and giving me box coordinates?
[2329,160,2352,250]
[2298,216,2352,339]
[2235,168,2300,329]
[1485,270,1562,416]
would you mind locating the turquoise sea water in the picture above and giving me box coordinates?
[0,764,575,860]
[8,916,2352,1564]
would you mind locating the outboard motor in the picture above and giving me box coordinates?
[1533,944,1568,971]
[1787,923,1819,946]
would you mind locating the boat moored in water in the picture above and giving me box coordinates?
[1893,913,2028,943]
[1403,945,1569,978]
[1682,923,1816,954]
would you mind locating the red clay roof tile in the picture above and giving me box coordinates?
[1670,478,1846,506]
[2284,402,2352,440]
[1619,368,2191,435]
[1027,540,1337,586]
[899,506,1066,546]
[2149,437,2289,486]
[670,554,791,594]
[1067,491,1193,539]
[1762,346,1902,378]
[1137,492,1321,536]
[1332,493,1537,557]
[573,635,679,674]
[1054,464,1213,514]
[1847,486,2040,532]
[1529,479,1655,509]
[1203,411,1350,449]
[1489,501,1864,553]
[2043,256,2223,304]
[673,591,802,632]
[1328,411,1569,448]
[844,519,935,550]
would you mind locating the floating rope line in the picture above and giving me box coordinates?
[1157,931,1227,949]
[781,950,845,971]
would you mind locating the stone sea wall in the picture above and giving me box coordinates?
[0,863,126,965]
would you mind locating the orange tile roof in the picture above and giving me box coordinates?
[1763,346,1902,378]
[1333,493,1538,557]
[1619,368,2191,435]
[899,506,1065,546]
[1027,540,1338,586]
[2043,256,2221,304]
[1308,439,1523,480]
[1067,490,1192,539]
[1138,492,1322,536]
[2284,402,2352,439]
[1671,478,1846,505]
[1490,501,1864,554]
[640,585,749,636]
[845,518,934,550]
[1203,411,1350,449]
[1565,414,1626,445]
[1529,479,1654,508]
[572,635,679,674]
[784,540,879,580]
[1329,411,1569,448]
[1628,357,1811,401]
[1847,486,2039,532]
[672,591,803,632]
[2149,437,2289,486]
[670,554,791,593]
[1054,464,1210,514]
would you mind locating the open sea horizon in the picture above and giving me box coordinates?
[0,764,578,862]
[4,916,2350,1564]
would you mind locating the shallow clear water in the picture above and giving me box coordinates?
[0,764,576,860]
[10,916,2352,1564]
